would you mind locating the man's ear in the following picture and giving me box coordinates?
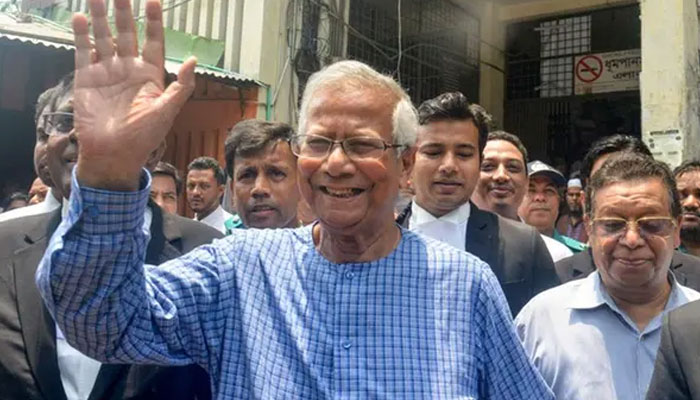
[400,147,416,183]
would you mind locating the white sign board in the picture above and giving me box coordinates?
[574,49,641,95]
[646,129,684,168]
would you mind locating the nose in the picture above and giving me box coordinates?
[682,194,700,211]
[618,222,645,249]
[251,175,271,199]
[324,143,356,177]
[532,191,546,202]
[438,152,457,175]
[493,164,510,182]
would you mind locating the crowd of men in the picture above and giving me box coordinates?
[3,0,700,399]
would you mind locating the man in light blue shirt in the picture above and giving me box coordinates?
[516,153,699,400]
[35,2,553,398]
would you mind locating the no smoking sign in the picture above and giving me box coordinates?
[575,55,603,83]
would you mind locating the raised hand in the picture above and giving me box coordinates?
[73,0,196,191]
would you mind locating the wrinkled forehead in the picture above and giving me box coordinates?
[592,178,671,216]
[305,85,397,135]
[482,140,525,165]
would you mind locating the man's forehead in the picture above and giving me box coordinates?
[593,179,669,212]
[482,140,524,162]
[234,141,295,170]
[676,170,700,187]
[531,175,557,188]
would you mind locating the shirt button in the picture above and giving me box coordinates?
[345,271,354,280]
[342,341,352,350]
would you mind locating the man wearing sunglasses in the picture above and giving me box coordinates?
[555,135,700,289]
[515,153,700,400]
[0,73,220,399]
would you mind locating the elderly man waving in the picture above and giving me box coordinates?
[35,0,552,398]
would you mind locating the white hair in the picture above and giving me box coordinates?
[298,60,418,150]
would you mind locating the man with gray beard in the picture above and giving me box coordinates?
[674,160,700,258]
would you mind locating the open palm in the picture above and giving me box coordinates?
[73,0,195,190]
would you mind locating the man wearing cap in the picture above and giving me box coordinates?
[519,160,586,254]
[556,178,588,243]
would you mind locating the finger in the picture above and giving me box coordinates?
[157,57,197,120]
[88,0,114,61]
[72,13,92,69]
[114,0,138,57]
[142,0,165,70]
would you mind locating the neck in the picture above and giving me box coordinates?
[314,220,401,263]
[196,204,219,220]
[607,278,671,331]
[284,214,301,229]
[683,241,700,258]
[569,213,583,225]
[539,226,554,237]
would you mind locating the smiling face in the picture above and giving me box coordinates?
[232,141,299,228]
[474,139,528,218]
[587,179,680,293]
[518,175,560,235]
[297,85,409,235]
[45,91,77,199]
[411,119,480,217]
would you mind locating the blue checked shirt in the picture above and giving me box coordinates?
[36,171,553,399]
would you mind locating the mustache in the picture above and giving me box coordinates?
[682,209,700,218]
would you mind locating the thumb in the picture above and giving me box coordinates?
[157,56,197,120]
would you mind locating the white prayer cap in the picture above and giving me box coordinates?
[567,178,582,189]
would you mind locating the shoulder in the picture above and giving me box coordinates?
[164,213,223,242]
[0,210,59,246]
[666,299,700,334]
[515,278,583,323]
[673,251,700,269]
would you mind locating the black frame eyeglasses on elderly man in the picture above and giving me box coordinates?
[42,112,74,136]
[590,216,677,240]
[290,134,403,161]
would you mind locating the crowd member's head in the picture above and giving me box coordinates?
[34,83,59,196]
[28,177,49,205]
[42,73,166,200]
[225,119,299,229]
[186,156,226,219]
[518,161,566,236]
[584,153,680,299]
[150,161,181,215]
[411,92,492,217]
[4,192,29,212]
[293,60,417,260]
[581,134,652,181]
[673,160,700,256]
[472,130,529,220]
[566,178,584,218]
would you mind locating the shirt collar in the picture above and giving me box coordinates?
[409,201,471,227]
[567,270,689,312]
[199,204,224,223]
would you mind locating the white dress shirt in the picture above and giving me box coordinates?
[0,188,61,223]
[515,271,700,400]
[408,201,470,251]
[55,200,153,400]
[197,204,233,234]
[540,234,573,262]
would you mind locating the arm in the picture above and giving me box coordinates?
[36,172,232,373]
[646,312,690,400]
[475,265,554,399]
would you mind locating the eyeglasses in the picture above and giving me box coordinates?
[42,112,74,135]
[290,134,403,161]
[590,216,677,240]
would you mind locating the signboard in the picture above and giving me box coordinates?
[574,49,641,95]
[646,129,683,168]
[21,0,59,10]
